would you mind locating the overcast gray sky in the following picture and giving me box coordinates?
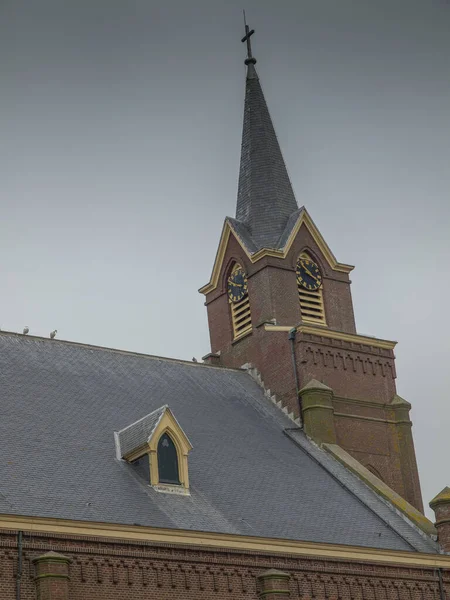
[1,0,449,517]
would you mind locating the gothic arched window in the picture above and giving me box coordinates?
[157,433,180,485]
[296,252,326,325]
[227,262,252,340]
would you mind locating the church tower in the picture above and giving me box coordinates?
[199,25,424,513]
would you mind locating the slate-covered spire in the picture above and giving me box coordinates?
[236,23,298,250]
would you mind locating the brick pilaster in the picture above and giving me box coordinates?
[33,551,71,600]
[430,487,450,552]
[257,569,291,600]
[390,395,424,513]
[299,379,336,445]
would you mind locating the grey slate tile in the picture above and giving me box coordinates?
[236,65,298,250]
[0,333,437,553]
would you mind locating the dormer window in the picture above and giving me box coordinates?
[157,433,180,485]
[114,405,192,494]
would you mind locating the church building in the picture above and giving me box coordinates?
[0,25,449,600]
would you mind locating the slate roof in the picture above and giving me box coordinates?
[235,62,298,250]
[0,332,438,553]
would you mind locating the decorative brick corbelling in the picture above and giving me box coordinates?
[302,345,396,379]
[0,529,448,600]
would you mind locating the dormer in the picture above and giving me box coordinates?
[114,406,193,495]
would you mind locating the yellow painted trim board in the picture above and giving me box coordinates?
[298,325,397,350]
[263,324,397,350]
[323,444,436,537]
[199,222,233,295]
[199,209,354,295]
[264,325,293,332]
[0,514,444,567]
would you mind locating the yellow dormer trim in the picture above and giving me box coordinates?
[148,409,192,491]
[124,408,193,492]
[199,209,354,295]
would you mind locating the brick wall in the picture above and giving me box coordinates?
[0,530,448,600]
[203,225,423,512]
[206,224,357,352]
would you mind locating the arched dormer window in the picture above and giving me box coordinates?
[296,252,326,325]
[115,405,192,495]
[227,262,252,340]
[157,433,180,485]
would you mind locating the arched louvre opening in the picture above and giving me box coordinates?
[297,252,326,325]
[157,433,180,485]
[228,263,252,339]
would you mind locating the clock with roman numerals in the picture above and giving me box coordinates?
[296,258,322,291]
[227,265,248,303]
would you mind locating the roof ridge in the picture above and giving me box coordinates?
[115,405,168,435]
[0,331,242,373]
[283,430,437,553]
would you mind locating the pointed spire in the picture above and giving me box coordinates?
[236,22,298,250]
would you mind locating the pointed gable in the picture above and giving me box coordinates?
[115,405,192,461]
[199,208,353,295]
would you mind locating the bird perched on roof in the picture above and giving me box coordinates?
[23,326,29,335]
[50,329,57,339]
[192,357,198,362]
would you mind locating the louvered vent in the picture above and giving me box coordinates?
[297,253,326,325]
[231,294,252,339]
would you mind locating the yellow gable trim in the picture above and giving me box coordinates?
[199,221,233,295]
[199,210,354,295]
[284,210,354,274]
[148,409,192,489]
[123,408,192,490]
[148,408,193,453]
[0,514,442,567]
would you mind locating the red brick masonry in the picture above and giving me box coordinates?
[204,223,423,513]
[0,530,447,600]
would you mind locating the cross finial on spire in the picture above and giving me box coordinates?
[241,11,257,65]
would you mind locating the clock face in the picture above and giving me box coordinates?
[227,266,248,303]
[296,258,322,291]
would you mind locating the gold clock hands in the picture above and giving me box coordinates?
[301,262,319,282]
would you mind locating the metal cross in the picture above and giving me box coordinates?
[241,11,256,64]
